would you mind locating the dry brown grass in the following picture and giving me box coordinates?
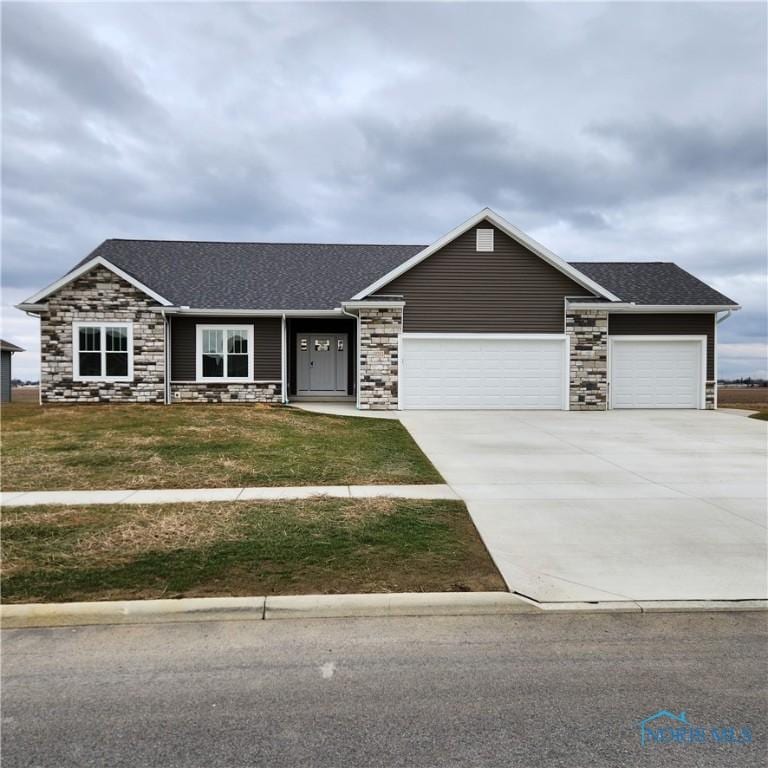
[0,402,441,491]
[1,498,505,602]
[717,387,768,411]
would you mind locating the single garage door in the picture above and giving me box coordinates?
[610,338,703,409]
[400,335,567,409]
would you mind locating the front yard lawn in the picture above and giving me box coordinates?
[0,403,442,490]
[1,498,505,603]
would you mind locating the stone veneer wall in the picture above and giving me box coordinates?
[705,381,716,410]
[566,308,608,411]
[40,265,165,403]
[358,306,402,410]
[171,382,281,403]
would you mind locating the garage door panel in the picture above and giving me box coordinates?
[611,339,702,409]
[401,337,566,410]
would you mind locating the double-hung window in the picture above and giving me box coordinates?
[73,322,133,381]
[196,325,253,381]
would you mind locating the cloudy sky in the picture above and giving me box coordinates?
[2,1,766,380]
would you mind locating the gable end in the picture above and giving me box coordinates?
[384,222,596,333]
[19,255,173,308]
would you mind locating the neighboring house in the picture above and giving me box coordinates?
[17,209,739,410]
[0,339,25,403]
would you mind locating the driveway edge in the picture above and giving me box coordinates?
[2,594,766,628]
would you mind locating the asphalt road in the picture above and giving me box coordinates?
[2,612,766,767]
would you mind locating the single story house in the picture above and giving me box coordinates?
[0,339,25,403]
[18,209,739,410]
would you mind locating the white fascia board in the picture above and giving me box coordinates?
[341,301,405,310]
[568,302,741,313]
[155,308,344,317]
[21,256,173,307]
[401,332,567,340]
[609,335,707,342]
[14,303,48,313]
[351,207,622,302]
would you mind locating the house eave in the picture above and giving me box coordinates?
[151,307,346,317]
[15,303,48,314]
[341,300,406,310]
[566,302,742,313]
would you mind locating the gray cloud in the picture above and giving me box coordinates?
[1,1,765,380]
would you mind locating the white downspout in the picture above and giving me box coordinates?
[24,310,43,405]
[714,310,732,410]
[340,306,360,409]
[281,313,288,404]
[161,308,170,405]
[715,310,732,325]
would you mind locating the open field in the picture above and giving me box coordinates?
[0,498,503,603]
[7,387,38,403]
[718,387,768,408]
[0,402,442,491]
[718,387,768,420]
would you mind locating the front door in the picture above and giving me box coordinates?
[297,334,348,395]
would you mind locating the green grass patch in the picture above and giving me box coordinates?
[748,410,768,421]
[0,402,442,490]
[1,498,505,603]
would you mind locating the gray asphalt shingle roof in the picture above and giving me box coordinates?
[570,262,738,306]
[78,239,738,309]
[83,240,425,310]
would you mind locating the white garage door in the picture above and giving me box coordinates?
[610,338,703,409]
[400,335,567,409]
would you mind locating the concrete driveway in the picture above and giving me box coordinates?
[400,410,767,603]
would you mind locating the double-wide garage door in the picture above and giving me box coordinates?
[400,336,567,410]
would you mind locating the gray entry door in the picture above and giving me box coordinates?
[297,334,348,395]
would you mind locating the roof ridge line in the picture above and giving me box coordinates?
[105,238,428,247]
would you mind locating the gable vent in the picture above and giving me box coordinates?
[476,228,494,252]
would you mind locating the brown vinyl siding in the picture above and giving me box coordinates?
[609,313,716,379]
[171,316,281,381]
[383,222,594,333]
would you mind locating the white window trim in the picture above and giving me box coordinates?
[72,321,134,382]
[607,335,707,410]
[195,324,254,382]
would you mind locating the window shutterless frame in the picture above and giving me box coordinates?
[72,321,134,382]
[195,324,254,382]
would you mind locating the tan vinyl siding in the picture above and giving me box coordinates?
[383,222,594,333]
[608,313,716,379]
[171,316,281,381]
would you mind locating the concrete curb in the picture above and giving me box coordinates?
[2,594,766,629]
[0,597,266,628]
[0,484,459,508]
[264,592,537,619]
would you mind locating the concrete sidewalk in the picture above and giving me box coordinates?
[0,484,459,507]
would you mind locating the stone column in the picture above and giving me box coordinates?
[358,306,402,410]
[705,381,716,409]
[566,308,608,410]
